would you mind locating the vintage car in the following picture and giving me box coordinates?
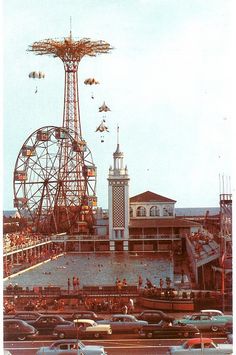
[97,314,148,333]
[200,310,233,322]
[4,319,38,341]
[4,311,43,322]
[62,311,104,322]
[175,313,228,332]
[167,337,233,354]
[136,310,174,324]
[27,315,71,334]
[139,320,199,338]
[36,339,107,355]
[53,319,112,339]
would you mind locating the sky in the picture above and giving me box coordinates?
[2,0,234,210]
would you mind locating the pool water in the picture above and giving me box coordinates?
[3,252,173,289]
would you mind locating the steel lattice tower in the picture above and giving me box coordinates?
[28,31,113,138]
[16,32,113,233]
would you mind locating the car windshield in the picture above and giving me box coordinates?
[53,341,85,350]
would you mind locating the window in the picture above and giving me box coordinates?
[59,344,69,350]
[191,344,202,349]
[130,208,133,217]
[7,323,19,329]
[204,343,216,349]
[163,205,173,216]
[18,314,36,320]
[136,206,146,217]
[192,315,200,320]
[150,206,160,217]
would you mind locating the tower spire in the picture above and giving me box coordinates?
[70,16,72,40]
[117,125,119,146]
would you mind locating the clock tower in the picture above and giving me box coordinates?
[108,127,129,251]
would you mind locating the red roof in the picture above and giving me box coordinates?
[130,191,176,203]
[186,338,213,345]
[129,218,200,228]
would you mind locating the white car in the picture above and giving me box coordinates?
[36,339,107,355]
[168,337,233,354]
[53,319,112,339]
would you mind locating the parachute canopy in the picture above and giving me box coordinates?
[84,78,99,85]
[99,101,111,112]
[95,119,109,133]
[29,71,45,79]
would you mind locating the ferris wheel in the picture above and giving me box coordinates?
[13,126,97,234]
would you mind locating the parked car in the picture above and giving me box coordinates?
[4,319,38,341]
[139,320,199,338]
[136,310,174,324]
[36,339,107,355]
[97,314,148,333]
[27,315,71,334]
[62,311,104,322]
[53,319,112,339]
[200,310,233,322]
[4,311,43,321]
[175,313,228,332]
[167,337,233,354]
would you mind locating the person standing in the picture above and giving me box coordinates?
[67,278,71,294]
[128,298,134,313]
[73,276,76,292]
[138,274,143,288]
[159,278,164,293]
[76,277,80,291]
[122,304,128,314]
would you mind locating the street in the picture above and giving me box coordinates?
[4,336,229,355]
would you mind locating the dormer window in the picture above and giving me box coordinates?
[136,206,146,217]
[150,206,160,217]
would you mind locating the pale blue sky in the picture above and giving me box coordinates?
[3,0,233,210]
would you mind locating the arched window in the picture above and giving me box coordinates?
[163,205,174,216]
[136,206,146,217]
[150,206,160,217]
[130,207,133,217]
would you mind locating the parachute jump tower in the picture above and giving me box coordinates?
[13,31,113,234]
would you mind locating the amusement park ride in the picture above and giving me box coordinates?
[13,30,113,234]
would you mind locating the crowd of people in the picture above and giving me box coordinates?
[84,296,135,313]
[4,231,47,251]
[188,231,215,257]
[115,277,128,291]
[67,276,80,294]
[4,242,63,277]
